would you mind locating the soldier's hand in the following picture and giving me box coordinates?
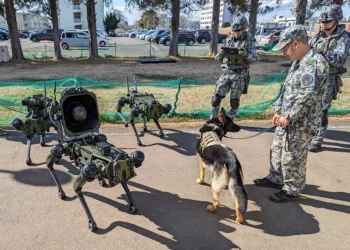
[278,117,291,128]
[272,113,281,126]
[238,48,247,56]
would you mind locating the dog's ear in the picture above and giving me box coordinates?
[220,107,226,117]
[218,108,227,125]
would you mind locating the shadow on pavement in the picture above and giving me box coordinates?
[244,184,320,236]
[321,129,350,153]
[85,182,240,249]
[144,129,199,156]
[3,130,57,146]
[0,168,72,186]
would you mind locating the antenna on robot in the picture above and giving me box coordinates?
[126,76,130,93]
[134,75,138,92]
[44,81,47,98]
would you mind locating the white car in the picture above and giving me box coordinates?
[97,29,108,39]
[83,30,108,46]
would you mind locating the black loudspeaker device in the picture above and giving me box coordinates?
[45,86,145,232]
[59,87,100,137]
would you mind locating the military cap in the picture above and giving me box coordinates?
[232,16,249,31]
[319,4,343,22]
[272,25,308,51]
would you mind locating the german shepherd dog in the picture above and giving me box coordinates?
[196,108,248,223]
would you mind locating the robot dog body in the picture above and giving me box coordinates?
[46,87,144,232]
[117,76,171,146]
[12,89,57,165]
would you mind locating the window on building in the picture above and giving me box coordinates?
[74,13,81,19]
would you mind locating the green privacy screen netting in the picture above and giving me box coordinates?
[0,71,349,127]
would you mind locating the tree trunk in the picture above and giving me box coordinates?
[249,0,258,39]
[295,0,308,25]
[87,0,98,58]
[4,0,24,60]
[169,0,180,56]
[50,0,62,60]
[209,0,220,56]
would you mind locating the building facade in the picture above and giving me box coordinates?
[0,11,50,31]
[269,15,318,32]
[157,13,171,29]
[200,0,233,29]
[58,0,104,31]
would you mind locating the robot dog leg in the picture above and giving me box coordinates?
[73,163,99,231]
[46,144,66,199]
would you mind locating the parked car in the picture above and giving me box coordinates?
[194,30,228,44]
[19,32,29,39]
[153,30,170,44]
[0,30,9,40]
[118,31,124,37]
[140,30,156,40]
[145,30,157,41]
[255,24,286,48]
[20,31,33,36]
[60,31,89,50]
[30,28,64,42]
[137,30,149,39]
[97,29,108,39]
[108,30,116,37]
[256,30,281,50]
[159,31,196,46]
[83,30,108,47]
[129,29,147,38]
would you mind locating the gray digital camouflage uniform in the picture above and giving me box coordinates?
[309,8,350,148]
[266,26,329,196]
[210,16,257,119]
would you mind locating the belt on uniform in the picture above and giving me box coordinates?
[222,68,248,74]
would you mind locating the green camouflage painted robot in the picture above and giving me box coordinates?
[12,83,57,165]
[45,86,145,232]
[117,76,172,146]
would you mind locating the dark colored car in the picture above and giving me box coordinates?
[194,30,228,44]
[159,31,196,46]
[30,28,64,42]
[0,30,9,40]
[19,32,29,39]
[108,30,116,37]
[153,30,170,44]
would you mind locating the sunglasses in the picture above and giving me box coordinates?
[320,20,333,24]
[232,29,244,32]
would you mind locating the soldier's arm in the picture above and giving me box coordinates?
[245,39,257,64]
[271,86,285,114]
[327,34,350,68]
[282,63,329,121]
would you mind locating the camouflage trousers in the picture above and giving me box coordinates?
[210,70,247,119]
[267,126,313,196]
[311,75,337,145]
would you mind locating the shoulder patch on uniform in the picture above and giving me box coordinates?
[300,73,315,88]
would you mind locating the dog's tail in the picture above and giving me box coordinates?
[227,156,248,214]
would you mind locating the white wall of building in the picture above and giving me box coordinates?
[59,0,104,31]
[200,0,233,29]
[0,11,50,31]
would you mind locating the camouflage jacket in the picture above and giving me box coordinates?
[217,31,257,69]
[272,49,329,132]
[309,24,350,75]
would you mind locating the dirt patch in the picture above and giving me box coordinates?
[0,55,295,83]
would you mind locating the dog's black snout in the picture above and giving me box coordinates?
[231,123,241,132]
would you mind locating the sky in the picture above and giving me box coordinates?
[107,0,350,24]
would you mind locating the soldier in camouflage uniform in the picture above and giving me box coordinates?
[254,26,329,202]
[210,15,257,119]
[308,5,350,152]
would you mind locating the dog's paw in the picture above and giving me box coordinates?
[235,217,244,224]
[196,178,204,184]
[207,205,217,213]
